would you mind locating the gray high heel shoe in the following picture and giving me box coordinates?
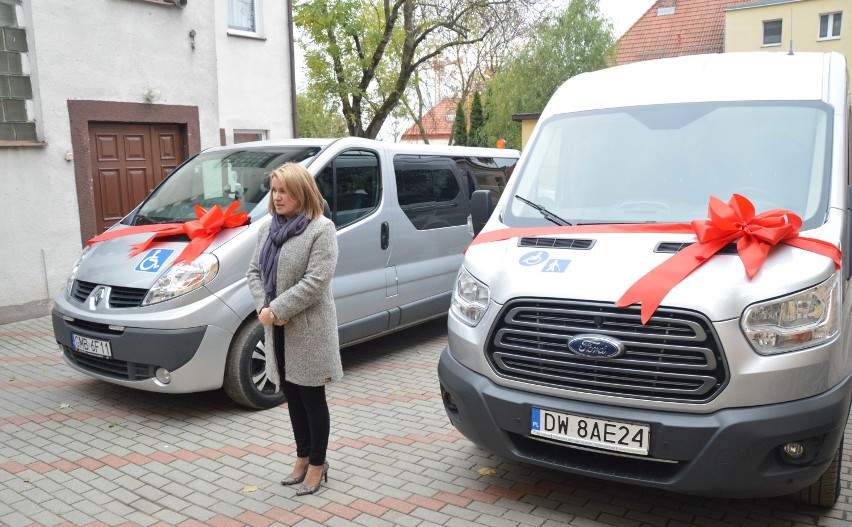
[281,463,309,486]
[296,461,329,496]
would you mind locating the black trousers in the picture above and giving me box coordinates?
[274,325,330,466]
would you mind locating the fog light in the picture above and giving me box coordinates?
[155,368,172,385]
[782,442,805,460]
[441,385,458,412]
[779,436,823,465]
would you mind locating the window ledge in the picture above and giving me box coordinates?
[817,36,841,42]
[227,29,266,41]
[0,140,46,148]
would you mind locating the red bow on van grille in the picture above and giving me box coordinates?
[87,201,250,265]
[468,194,841,324]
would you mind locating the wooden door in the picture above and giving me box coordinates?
[89,123,183,233]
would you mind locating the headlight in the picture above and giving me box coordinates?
[451,267,490,326]
[65,245,92,296]
[142,253,219,306]
[741,272,840,355]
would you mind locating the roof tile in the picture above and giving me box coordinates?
[400,98,460,141]
[616,0,753,65]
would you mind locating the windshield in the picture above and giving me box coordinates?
[131,146,322,224]
[507,102,833,231]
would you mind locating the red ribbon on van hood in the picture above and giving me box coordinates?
[87,201,250,265]
[468,194,841,324]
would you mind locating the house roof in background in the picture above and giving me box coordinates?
[401,98,459,141]
[615,0,753,65]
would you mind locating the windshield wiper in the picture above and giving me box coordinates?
[515,195,572,226]
[134,214,173,226]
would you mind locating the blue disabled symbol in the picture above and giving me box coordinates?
[135,248,174,273]
[519,251,549,266]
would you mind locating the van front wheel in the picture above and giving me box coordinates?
[791,436,842,507]
[223,319,286,409]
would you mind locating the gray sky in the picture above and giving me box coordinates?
[599,0,656,37]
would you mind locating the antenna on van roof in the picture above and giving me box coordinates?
[788,8,794,55]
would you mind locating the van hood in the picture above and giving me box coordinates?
[74,224,249,290]
[464,228,839,322]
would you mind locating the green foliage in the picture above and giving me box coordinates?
[294,0,509,139]
[468,92,484,147]
[296,91,348,138]
[452,101,468,146]
[480,0,615,149]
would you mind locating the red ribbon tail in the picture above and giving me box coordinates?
[174,237,209,265]
[784,237,842,269]
[616,241,728,324]
[128,237,157,257]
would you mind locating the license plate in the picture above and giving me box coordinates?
[70,333,112,358]
[531,407,650,456]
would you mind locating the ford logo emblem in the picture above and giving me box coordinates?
[567,334,625,359]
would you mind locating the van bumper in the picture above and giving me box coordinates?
[438,345,852,499]
[51,309,232,393]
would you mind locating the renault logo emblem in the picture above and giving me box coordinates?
[89,287,107,311]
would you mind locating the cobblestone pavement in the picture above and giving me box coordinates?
[1,315,851,527]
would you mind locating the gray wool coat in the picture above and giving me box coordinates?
[246,215,343,388]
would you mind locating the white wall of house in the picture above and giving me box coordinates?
[214,0,295,144]
[0,0,294,319]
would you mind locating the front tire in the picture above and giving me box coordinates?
[791,436,842,507]
[223,319,286,409]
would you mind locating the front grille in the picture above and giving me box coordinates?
[71,280,148,308]
[71,280,96,303]
[108,287,147,308]
[487,299,727,403]
[65,317,124,336]
[63,345,156,381]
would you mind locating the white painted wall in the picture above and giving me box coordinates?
[214,0,295,143]
[0,0,294,316]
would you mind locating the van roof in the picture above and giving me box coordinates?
[542,52,847,118]
[202,136,520,158]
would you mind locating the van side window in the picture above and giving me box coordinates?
[455,156,518,203]
[316,150,381,228]
[394,155,468,230]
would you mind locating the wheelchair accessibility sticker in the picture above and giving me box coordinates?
[519,251,549,266]
[519,251,570,273]
[135,249,174,273]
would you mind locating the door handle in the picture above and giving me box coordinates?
[381,221,389,250]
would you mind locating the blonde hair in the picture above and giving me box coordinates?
[267,163,325,219]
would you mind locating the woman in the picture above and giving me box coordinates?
[246,162,342,496]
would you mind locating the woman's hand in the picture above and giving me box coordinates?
[260,307,288,326]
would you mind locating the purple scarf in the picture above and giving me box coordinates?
[260,213,310,306]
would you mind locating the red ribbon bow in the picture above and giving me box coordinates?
[87,201,250,265]
[616,194,840,323]
[468,194,841,324]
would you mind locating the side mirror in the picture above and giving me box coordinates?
[470,190,493,237]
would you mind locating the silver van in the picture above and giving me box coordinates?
[439,52,851,506]
[51,137,518,409]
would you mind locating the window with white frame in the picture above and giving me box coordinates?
[763,19,782,46]
[819,12,842,40]
[228,0,263,37]
[233,129,267,144]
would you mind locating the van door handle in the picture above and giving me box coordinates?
[381,221,389,250]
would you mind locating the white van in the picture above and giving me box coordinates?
[51,138,518,409]
[439,52,851,506]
